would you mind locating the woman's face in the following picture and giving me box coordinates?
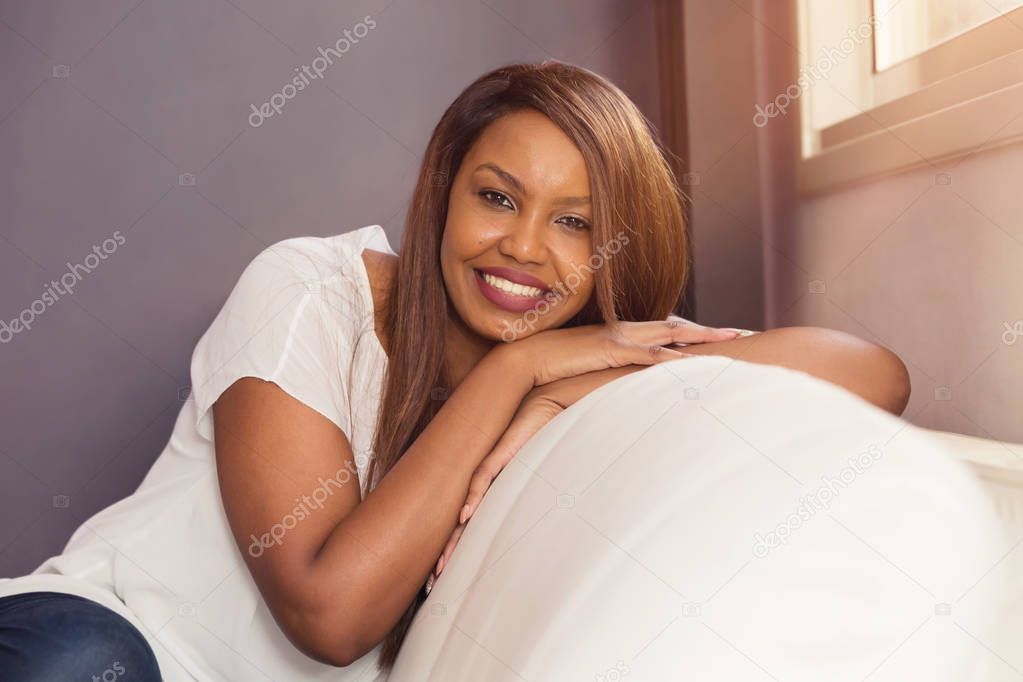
[440,109,596,343]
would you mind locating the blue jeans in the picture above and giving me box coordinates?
[0,591,162,681]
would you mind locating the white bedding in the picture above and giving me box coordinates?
[923,429,1023,681]
[390,356,1015,682]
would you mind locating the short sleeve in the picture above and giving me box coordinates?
[189,237,366,442]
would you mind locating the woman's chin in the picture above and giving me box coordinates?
[458,292,578,342]
[493,314,565,343]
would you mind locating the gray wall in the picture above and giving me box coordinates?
[0,0,664,576]
[682,0,765,332]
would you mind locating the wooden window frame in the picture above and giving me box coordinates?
[797,2,1023,194]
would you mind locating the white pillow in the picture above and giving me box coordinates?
[390,356,1009,682]
[924,430,1023,681]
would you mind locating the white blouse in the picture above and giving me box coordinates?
[0,224,396,682]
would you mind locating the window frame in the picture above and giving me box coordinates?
[796,1,1023,194]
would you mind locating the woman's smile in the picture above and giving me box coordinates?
[472,266,554,313]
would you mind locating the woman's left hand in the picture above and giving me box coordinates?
[431,386,566,581]
[430,316,745,583]
[433,372,600,582]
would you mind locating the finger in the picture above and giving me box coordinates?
[443,524,464,566]
[463,403,554,521]
[662,319,739,343]
[463,466,498,522]
[651,345,692,364]
[463,430,525,521]
[625,319,739,346]
[681,326,741,342]
[434,535,449,576]
[436,523,465,577]
[625,342,690,367]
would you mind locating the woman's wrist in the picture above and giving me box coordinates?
[484,342,536,393]
[528,365,639,408]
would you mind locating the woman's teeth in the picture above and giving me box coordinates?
[480,271,545,298]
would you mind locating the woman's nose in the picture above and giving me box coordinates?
[499,215,548,264]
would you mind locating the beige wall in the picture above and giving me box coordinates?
[684,0,1023,443]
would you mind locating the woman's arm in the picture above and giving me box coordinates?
[434,325,911,581]
[544,325,911,416]
[213,317,734,666]
[680,326,911,415]
[212,349,532,666]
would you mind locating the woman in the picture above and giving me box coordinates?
[0,60,910,680]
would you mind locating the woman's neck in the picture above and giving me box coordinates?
[444,300,497,390]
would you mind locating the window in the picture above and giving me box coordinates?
[796,0,1023,192]
[874,0,1023,70]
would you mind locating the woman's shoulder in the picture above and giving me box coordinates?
[255,225,393,287]
[360,247,398,295]
[193,224,397,366]
[189,225,394,441]
[360,247,397,355]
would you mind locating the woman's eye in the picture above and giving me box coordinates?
[479,190,514,210]
[477,190,589,231]
[558,216,591,231]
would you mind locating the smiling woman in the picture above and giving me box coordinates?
[0,59,910,681]
[360,62,714,665]
[354,61,911,666]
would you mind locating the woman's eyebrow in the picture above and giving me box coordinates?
[474,162,590,206]
[475,162,527,195]
[551,195,591,208]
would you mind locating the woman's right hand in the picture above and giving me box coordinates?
[498,319,740,387]
[428,319,740,585]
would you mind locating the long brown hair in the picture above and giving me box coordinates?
[370,59,689,668]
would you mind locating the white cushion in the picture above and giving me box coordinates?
[391,356,1010,682]
[921,429,1023,681]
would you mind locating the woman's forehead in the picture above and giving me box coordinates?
[465,113,590,195]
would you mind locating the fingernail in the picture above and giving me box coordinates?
[436,555,446,576]
[459,504,470,524]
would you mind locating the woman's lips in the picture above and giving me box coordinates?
[473,269,551,313]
